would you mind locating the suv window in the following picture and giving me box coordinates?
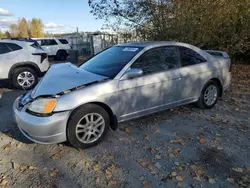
[40,39,58,46]
[0,43,11,54]
[179,47,206,67]
[6,43,22,51]
[59,39,69,44]
[131,47,179,75]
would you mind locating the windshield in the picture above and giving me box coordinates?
[80,46,143,78]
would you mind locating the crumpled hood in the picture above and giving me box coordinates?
[31,63,108,98]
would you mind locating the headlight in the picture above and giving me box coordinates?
[27,98,57,114]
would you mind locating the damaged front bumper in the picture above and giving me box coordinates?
[13,97,70,144]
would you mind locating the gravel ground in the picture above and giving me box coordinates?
[0,64,249,188]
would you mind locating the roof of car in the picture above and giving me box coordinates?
[32,38,68,40]
[116,41,182,48]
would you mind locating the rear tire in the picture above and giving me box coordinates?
[12,67,38,90]
[67,104,110,149]
[195,80,219,109]
[55,50,67,61]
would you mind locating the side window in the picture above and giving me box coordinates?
[6,43,22,51]
[131,47,179,75]
[50,39,58,45]
[59,39,69,44]
[41,39,58,46]
[40,40,47,46]
[0,43,11,55]
[179,47,206,67]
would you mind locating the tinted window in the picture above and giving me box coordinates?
[80,46,142,78]
[6,43,22,51]
[59,39,69,44]
[179,47,206,67]
[41,39,58,46]
[131,47,179,75]
[0,43,11,54]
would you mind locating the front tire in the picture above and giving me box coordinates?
[196,80,219,109]
[67,104,110,149]
[12,67,38,90]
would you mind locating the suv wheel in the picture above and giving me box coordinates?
[12,67,38,90]
[67,104,110,149]
[196,80,219,109]
[55,51,67,61]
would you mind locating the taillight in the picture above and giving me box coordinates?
[32,53,48,63]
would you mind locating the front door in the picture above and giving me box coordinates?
[118,46,181,121]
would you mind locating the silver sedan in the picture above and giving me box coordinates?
[13,42,232,148]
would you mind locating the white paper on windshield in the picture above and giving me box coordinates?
[123,47,139,52]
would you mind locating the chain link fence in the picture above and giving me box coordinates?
[60,31,140,57]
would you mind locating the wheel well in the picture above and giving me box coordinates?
[9,63,41,79]
[57,49,67,54]
[69,102,118,131]
[210,78,223,97]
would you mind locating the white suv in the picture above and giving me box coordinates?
[34,38,71,61]
[0,39,49,89]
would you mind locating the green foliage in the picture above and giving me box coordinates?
[89,0,250,59]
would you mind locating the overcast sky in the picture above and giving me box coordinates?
[0,0,105,33]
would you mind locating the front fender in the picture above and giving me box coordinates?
[54,80,119,115]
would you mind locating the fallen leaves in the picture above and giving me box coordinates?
[209,178,216,184]
[155,155,161,160]
[136,159,148,167]
[3,144,10,151]
[168,148,181,158]
[124,127,130,134]
[176,175,184,182]
[171,171,177,177]
[51,153,60,160]
[84,161,90,167]
[153,128,160,134]
[191,165,205,180]
[17,142,23,148]
[198,136,205,144]
[105,169,112,175]
[93,163,101,172]
[108,180,116,185]
[144,136,150,142]
[49,168,59,177]
[169,139,185,146]
[1,179,8,186]
[232,167,243,173]
[140,176,149,188]
[227,178,234,183]
[29,165,38,170]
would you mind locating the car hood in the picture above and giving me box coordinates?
[31,63,109,98]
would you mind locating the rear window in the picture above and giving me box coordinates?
[59,39,69,44]
[0,43,11,54]
[6,43,22,51]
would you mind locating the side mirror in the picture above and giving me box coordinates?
[121,68,143,80]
